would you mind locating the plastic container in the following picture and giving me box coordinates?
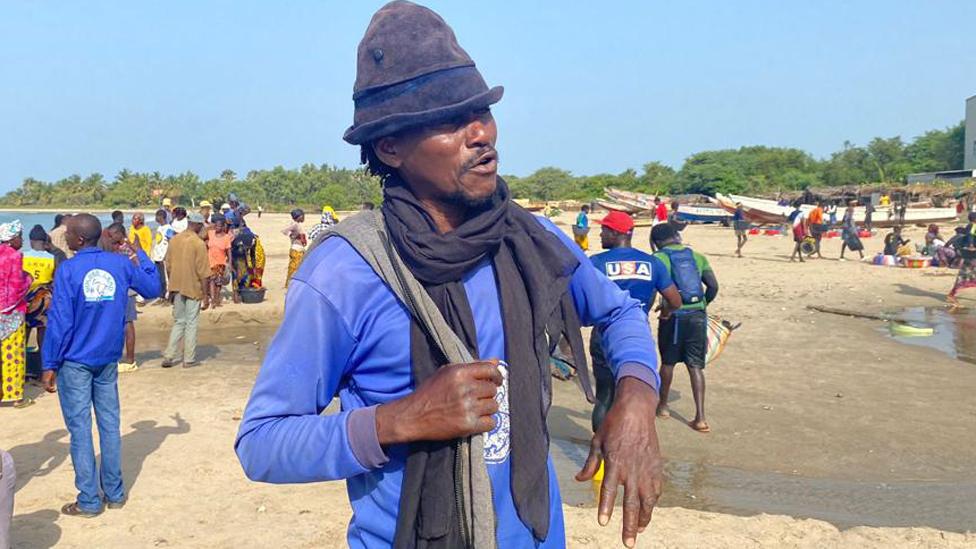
[239,287,266,304]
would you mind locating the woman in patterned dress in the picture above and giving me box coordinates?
[0,220,34,408]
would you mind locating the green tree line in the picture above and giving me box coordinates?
[508,121,965,200]
[1,122,964,209]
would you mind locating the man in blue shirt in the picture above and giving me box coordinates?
[589,211,682,431]
[40,214,161,518]
[236,4,664,548]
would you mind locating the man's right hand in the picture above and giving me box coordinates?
[375,359,503,445]
[41,370,57,393]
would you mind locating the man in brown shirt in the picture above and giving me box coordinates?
[162,213,210,368]
[49,214,73,258]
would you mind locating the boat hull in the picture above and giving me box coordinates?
[715,193,959,228]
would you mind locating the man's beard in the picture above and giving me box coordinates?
[444,185,497,212]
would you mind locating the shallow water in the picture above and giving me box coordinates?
[551,436,976,533]
[883,306,976,365]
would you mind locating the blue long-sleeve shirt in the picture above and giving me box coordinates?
[42,247,161,371]
[235,217,658,548]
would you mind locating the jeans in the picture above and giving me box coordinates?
[57,361,124,512]
[154,261,167,297]
[164,294,201,363]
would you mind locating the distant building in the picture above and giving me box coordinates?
[966,94,976,170]
[908,94,976,183]
[907,169,976,185]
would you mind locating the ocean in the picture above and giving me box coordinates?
[0,210,163,233]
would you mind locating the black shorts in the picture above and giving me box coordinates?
[658,310,707,369]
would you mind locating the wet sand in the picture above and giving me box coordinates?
[5,212,976,547]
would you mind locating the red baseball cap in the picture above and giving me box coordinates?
[596,210,634,233]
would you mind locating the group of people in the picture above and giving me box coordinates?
[734,198,976,304]
[0,191,276,527]
[3,4,972,549]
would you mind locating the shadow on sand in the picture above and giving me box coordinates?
[6,430,70,493]
[121,413,191,495]
[10,509,62,549]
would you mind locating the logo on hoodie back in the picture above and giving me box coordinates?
[82,269,116,302]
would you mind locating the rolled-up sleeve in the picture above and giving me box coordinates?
[235,278,383,483]
[539,219,659,392]
[128,250,162,299]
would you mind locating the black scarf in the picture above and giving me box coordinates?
[384,176,591,547]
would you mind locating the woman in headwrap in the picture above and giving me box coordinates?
[307,205,339,243]
[0,220,34,408]
[231,228,265,291]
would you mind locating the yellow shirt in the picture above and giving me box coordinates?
[129,225,153,256]
[22,249,55,291]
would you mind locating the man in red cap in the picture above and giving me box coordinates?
[589,211,681,432]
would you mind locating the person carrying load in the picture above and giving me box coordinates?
[650,223,719,433]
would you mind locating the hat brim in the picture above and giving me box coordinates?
[344,85,503,145]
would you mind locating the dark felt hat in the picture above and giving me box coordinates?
[343,1,504,145]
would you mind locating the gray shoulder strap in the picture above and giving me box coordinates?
[315,210,473,364]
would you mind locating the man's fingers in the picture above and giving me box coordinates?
[470,379,501,400]
[470,361,503,385]
[638,490,656,533]
[597,460,619,527]
[472,396,499,417]
[638,461,664,533]
[473,414,497,434]
[574,440,602,482]
[621,478,640,548]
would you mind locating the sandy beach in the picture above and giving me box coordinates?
[4,210,976,548]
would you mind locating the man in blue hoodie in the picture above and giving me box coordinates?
[236,3,664,548]
[40,213,161,517]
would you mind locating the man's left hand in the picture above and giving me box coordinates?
[576,376,663,548]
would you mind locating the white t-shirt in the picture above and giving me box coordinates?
[152,224,175,262]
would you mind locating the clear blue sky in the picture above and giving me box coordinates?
[2,1,975,192]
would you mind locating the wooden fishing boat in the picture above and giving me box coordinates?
[714,193,959,227]
[594,198,642,214]
[675,204,732,223]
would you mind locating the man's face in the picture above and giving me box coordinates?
[377,109,499,209]
[108,229,126,246]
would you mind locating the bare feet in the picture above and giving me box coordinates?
[655,405,670,419]
[201,301,210,311]
[691,419,710,433]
